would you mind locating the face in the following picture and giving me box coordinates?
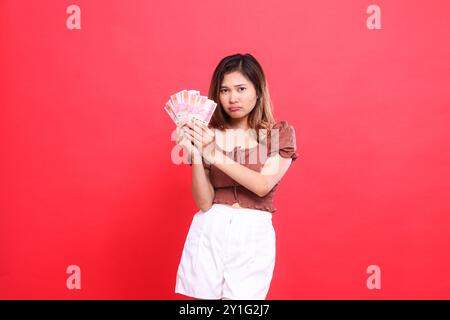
[219,71,258,121]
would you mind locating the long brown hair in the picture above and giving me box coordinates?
[208,53,276,142]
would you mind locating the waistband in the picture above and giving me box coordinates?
[210,203,272,219]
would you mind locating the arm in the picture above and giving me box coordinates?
[182,119,294,198]
[176,122,215,212]
[209,152,292,197]
[191,152,215,211]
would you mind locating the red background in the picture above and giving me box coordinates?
[1,0,449,299]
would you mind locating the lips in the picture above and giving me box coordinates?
[228,106,241,112]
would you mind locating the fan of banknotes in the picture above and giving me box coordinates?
[164,89,217,126]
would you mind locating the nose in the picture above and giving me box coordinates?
[229,90,239,103]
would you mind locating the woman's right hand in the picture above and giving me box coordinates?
[176,122,201,160]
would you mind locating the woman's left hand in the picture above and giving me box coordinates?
[181,119,216,161]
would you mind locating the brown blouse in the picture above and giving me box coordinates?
[191,120,299,213]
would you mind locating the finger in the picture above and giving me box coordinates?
[175,128,182,142]
[195,121,214,137]
[202,130,214,143]
[193,119,209,132]
[185,133,202,152]
[192,121,214,141]
[192,123,206,138]
[182,126,194,137]
[184,129,202,147]
[186,120,204,136]
[182,134,197,153]
[177,132,189,145]
[184,126,204,144]
[176,128,186,142]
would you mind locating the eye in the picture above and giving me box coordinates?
[238,87,246,92]
[220,89,228,93]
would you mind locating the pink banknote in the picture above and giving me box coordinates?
[164,89,217,126]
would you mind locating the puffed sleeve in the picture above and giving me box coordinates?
[268,121,299,161]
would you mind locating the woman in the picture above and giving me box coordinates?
[174,53,299,300]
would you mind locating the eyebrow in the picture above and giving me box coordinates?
[220,84,246,88]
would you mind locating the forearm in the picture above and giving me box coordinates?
[208,152,269,197]
[191,153,214,210]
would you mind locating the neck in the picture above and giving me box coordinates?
[227,116,249,130]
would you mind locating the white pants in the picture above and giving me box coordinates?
[175,203,276,300]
